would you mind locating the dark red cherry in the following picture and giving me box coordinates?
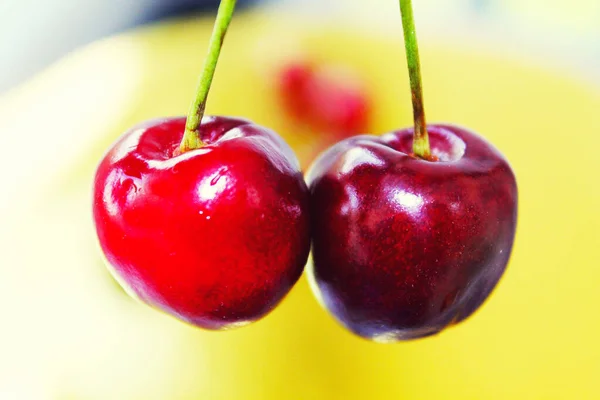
[306,124,517,341]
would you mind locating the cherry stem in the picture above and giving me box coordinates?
[179,0,237,153]
[399,0,431,160]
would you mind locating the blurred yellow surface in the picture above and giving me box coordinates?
[0,10,599,400]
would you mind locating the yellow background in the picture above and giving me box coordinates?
[0,8,599,400]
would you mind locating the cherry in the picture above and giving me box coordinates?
[305,0,518,341]
[94,116,310,329]
[306,125,517,340]
[278,62,371,138]
[92,0,310,329]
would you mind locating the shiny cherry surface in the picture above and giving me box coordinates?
[93,116,310,329]
[306,124,517,341]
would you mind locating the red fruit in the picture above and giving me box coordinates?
[278,62,371,137]
[306,124,517,341]
[279,63,314,122]
[93,116,311,329]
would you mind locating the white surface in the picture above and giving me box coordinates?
[0,0,145,92]
[1,0,600,93]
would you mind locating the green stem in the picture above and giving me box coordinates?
[179,0,238,153]
[399,0,431,160]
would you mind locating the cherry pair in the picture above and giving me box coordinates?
[92,0,517,342]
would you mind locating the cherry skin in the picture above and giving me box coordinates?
[306,124,517,341]
[93,116,311,330]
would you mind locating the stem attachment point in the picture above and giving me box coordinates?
[399,0,431,160]
[179,0,238,153]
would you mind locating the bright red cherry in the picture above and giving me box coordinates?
[93,116,310,329]
[306,125,517,341]
[93,0,310,329]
